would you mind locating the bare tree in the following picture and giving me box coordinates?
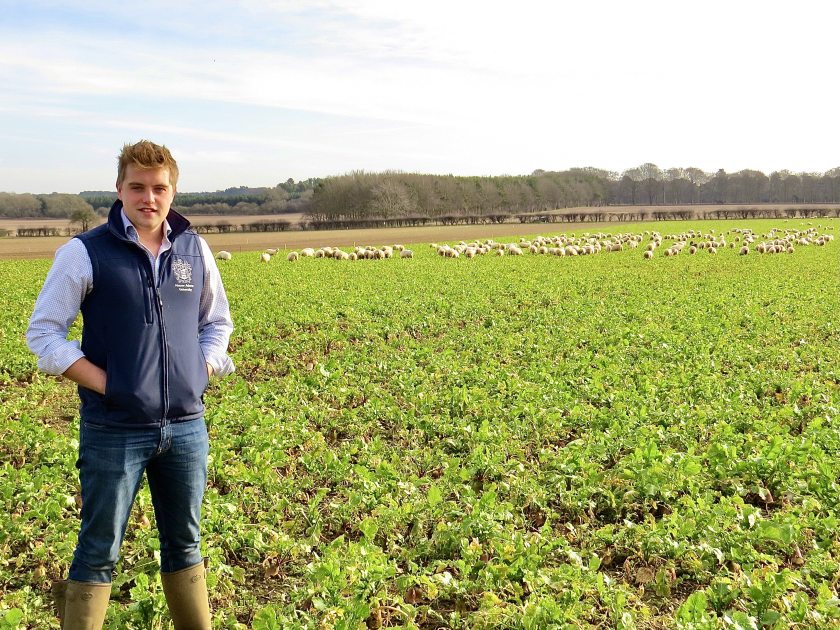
[369,180,416,218]
[70,206,100,233]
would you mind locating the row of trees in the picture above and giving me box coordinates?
[308,166,840,223]
[80,180,317,214]
[0,179,318,220]
[614,165,840,205]
[3,169,839,227]
[309,170,612,222]
[0,193,97,219]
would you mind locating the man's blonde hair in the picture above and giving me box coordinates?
[117,140,179,187]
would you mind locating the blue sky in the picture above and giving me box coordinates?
[1,0,838,193]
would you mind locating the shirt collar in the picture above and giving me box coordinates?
[120,209,172,243]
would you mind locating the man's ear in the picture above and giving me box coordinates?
[116,179,123,199]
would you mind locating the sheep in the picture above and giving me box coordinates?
[300,248,315,257]
[400,249,414,259]
[287,251,299,262]
[260,252,271,263]
[739,246,749,256]
[265,248,278,255]
[643,250,654,259]
[215,250,232,261]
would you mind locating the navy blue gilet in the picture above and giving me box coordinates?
[75,200,208,427]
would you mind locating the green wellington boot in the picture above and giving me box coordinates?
[62,580,110,630]
[51,580,67,628]
[160,560,211,629]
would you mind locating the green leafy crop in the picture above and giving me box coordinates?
[1,218,838,628]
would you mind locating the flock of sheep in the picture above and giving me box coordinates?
[214,224,834,264]
[215,244,413,263]
[640,225,834,258]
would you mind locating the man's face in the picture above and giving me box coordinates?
[117,165,176,237]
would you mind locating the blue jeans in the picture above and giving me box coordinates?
[69,418,209,583]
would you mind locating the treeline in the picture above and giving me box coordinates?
[613,165,840,205]
[0,179,319,219]
[81,179,318,216]
[0,193,95,219]
[4,167,840,226]
[307,166,840,226]
[80,180,317,216]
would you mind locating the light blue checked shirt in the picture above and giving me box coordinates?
[27,210,235,377]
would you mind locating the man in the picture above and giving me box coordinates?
[27,140,234,629]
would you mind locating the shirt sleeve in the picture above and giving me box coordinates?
[197,237,235,376]
[26,239,93,375]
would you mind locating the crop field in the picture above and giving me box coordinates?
[1,218,839,628]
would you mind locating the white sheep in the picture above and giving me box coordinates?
[287,251,299,262]
[260,253,271,263]
[215,250,232,261]
[265,248,278,255]
[400,249,413,258]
